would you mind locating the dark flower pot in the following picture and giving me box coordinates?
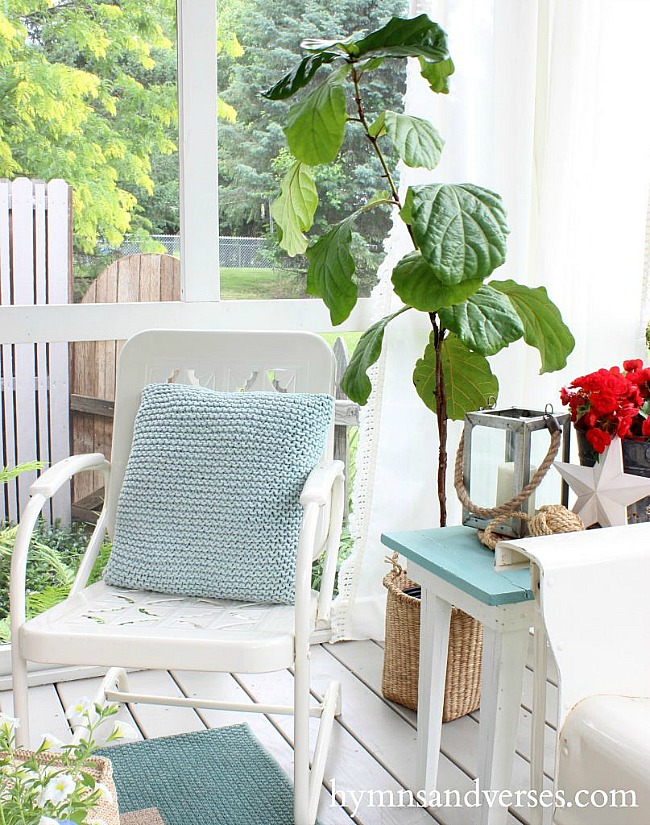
[576,429,650,523]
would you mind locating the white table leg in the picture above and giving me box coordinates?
[416,590,452,794]
[477,624,529,825]
[530,563,547,825]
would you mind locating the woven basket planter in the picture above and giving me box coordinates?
[382,556,483,721]
[14,749,120,825]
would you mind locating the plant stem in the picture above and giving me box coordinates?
[351,61,448,523]
[350,65,400,202]
[349,64,419,243]
[431,312,448,527]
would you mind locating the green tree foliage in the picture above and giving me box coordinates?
[217,0,408,290]
[0,0,177,251]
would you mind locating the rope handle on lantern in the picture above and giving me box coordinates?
[454,411,562,520]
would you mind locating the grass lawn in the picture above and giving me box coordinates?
[320,331,362,355]
[220,267,306,300]
[220,268,362,355]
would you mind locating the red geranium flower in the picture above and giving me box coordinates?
[586,428,612,453]
[560,360,650,453]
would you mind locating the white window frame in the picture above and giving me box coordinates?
[0,0,373,345]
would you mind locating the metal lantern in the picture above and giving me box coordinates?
[461,406,571,538]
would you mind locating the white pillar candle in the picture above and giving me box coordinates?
[496,461,537,517]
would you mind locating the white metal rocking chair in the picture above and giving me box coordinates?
[10,330,345,825]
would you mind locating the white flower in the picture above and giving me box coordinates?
[0,713,20,738]
[86,819,108,825]
[39,732,65,751]
[39,771,77,805]
[109,719,138,741]
[96,781,114,804]
[38,817,60,825]
[65,696,99,727]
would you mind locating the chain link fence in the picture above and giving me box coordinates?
[118,235,275,268]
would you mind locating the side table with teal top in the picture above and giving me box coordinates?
[381,525,535,825]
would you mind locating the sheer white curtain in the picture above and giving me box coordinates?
[331,0,650,641]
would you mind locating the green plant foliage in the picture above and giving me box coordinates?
[270,161,319,256]
[377,111,444,170]
[401,183,509,283]
[0,461,42,485]
[418,56,455,93]
[306,218,358,324]
[438,285,525,355]
[263,51,339,100]
[341,309,408,404]
[266,13,574,522]
[414,334,499,420]
[492,280,576,373]
[285,76,348,165]
[0,516,112,640]
[391,251,483,311]
[350,14,448,63]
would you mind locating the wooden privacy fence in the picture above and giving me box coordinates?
[71,253,181,516]
[0,178,71,525]
[71,256,359,521]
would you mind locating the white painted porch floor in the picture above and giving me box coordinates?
[0,638,557,825]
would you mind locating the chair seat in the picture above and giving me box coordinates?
[20,581,316,673]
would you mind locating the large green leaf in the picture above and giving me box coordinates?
[392,251,482,311]
[284,77,347,165]
[413,334,499,419]
[352,14,449,62]
[419,56,455,93]
[439,285,524,355]
[341,310,406,404]
[262,52,339,101]
[492,280,575,373]
[300,36,357,53]
[383,111,444,170]
[270,161,318,257]
[401,183,509,284]
[306,218,357,325]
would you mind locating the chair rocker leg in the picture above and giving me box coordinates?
[95,667,130,706]
[308,681,341,825]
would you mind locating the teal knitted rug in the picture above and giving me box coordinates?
[98,724,298,825]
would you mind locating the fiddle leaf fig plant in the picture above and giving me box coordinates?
[264,14,575,525]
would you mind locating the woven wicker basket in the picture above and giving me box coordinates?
[14,749,120,825]
[381,555,483,721]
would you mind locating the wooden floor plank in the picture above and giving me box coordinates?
[326,640,551,825]
[117,669,207,739]
[238,665,440,824]
[0,683,70,750]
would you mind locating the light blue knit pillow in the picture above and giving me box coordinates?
[104,383,334,604]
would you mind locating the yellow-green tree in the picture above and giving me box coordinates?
[0,0,177,251]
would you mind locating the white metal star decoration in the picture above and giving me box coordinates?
[554,436,650,527]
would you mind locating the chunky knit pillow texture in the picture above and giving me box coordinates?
[103,382,334,604]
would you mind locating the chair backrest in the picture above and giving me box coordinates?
[104,329,336,537]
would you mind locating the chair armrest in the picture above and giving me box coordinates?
[298,461,346,632]
[10,454,111,629]
[30,453,109,499]
[300,460,344,506]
